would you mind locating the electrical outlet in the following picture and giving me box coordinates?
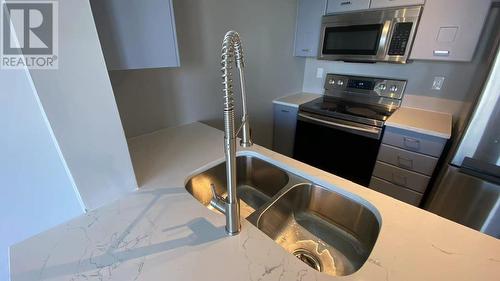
[432,76,445,90]
[316,67,324,78]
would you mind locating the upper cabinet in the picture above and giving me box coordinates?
[370,0,425,9]
[410,0,491,62]
[90,0,180,70]
[326,0,370,13]
[326,0,425,13]
[294,0,327,57]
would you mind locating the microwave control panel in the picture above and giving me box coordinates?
[388,22,414,56]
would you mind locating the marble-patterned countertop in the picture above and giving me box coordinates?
[386,107,453,139]
[10,123,500,281]
[273,92,321,108]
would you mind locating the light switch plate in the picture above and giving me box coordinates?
[316,67,324,78]
[432,76,445,90]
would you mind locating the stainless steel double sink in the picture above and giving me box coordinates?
[185,155,380,277]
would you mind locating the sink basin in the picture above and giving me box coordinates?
[251,183,380,276]
[185,154,380,276]
[185,156,289,216]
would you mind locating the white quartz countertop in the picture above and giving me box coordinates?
[386,107,453,139]
[10,123,500,281]
[273,92,321,108]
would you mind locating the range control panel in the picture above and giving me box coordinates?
[325,74,407,99]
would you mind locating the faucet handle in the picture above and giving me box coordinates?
[209,183,218,198]
[239,116,253,147]
[209,183,226,214]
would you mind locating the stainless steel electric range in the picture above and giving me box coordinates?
[294,74,407,186]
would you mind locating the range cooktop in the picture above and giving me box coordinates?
[299,74,406,127]
[300,97,397,127]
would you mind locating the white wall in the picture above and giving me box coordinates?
[0,67,84,281]
[2,1,138,279]
[27,0,137,210]
[109,0,305,147]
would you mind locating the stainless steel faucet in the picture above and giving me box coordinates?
[209,30,253,236]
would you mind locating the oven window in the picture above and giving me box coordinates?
[293,119,382,186]
[323,24,383,55]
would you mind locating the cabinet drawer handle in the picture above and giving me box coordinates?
[403,137,421,150]
[281,109,290,113]
[392,173,408,187]
[301,48,311,52]
[434,50,450,57]
[340,1,352,5]
[397,156,414,169]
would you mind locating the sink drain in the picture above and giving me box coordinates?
[292,249,322,272]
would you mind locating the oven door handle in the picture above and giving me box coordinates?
[377,20,392,56]
[298,113,382,139]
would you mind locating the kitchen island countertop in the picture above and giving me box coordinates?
[10,122,500,281]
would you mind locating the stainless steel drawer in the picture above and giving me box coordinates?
[377,144,438,176]
[372,161,430,193]
[369,176,423,206]
[382,127,446,157]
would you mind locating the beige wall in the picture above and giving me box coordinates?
[28,0,137,210]
[110,0,305,147]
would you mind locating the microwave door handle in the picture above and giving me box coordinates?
[298,113,381,139]
[378,20,392,56]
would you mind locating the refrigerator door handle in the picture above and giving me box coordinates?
[460,157,500,185]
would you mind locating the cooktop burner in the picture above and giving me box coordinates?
[300,97,395,126]
[319,102,337,111]
[345,106,379,118]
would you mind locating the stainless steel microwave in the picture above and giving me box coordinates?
[318,6,423,63]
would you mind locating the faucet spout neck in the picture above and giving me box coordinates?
[218,30,254,236]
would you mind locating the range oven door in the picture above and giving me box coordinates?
[293,112,382,186]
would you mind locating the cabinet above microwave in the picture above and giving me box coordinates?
[326,0,425,14]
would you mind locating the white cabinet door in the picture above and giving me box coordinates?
[326,0,371,13]
[294,0,327,57]
[90,0,180,70]
[370,0,424,9]
[410,0,491,62]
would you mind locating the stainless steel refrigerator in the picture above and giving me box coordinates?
[426,45,500,238]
